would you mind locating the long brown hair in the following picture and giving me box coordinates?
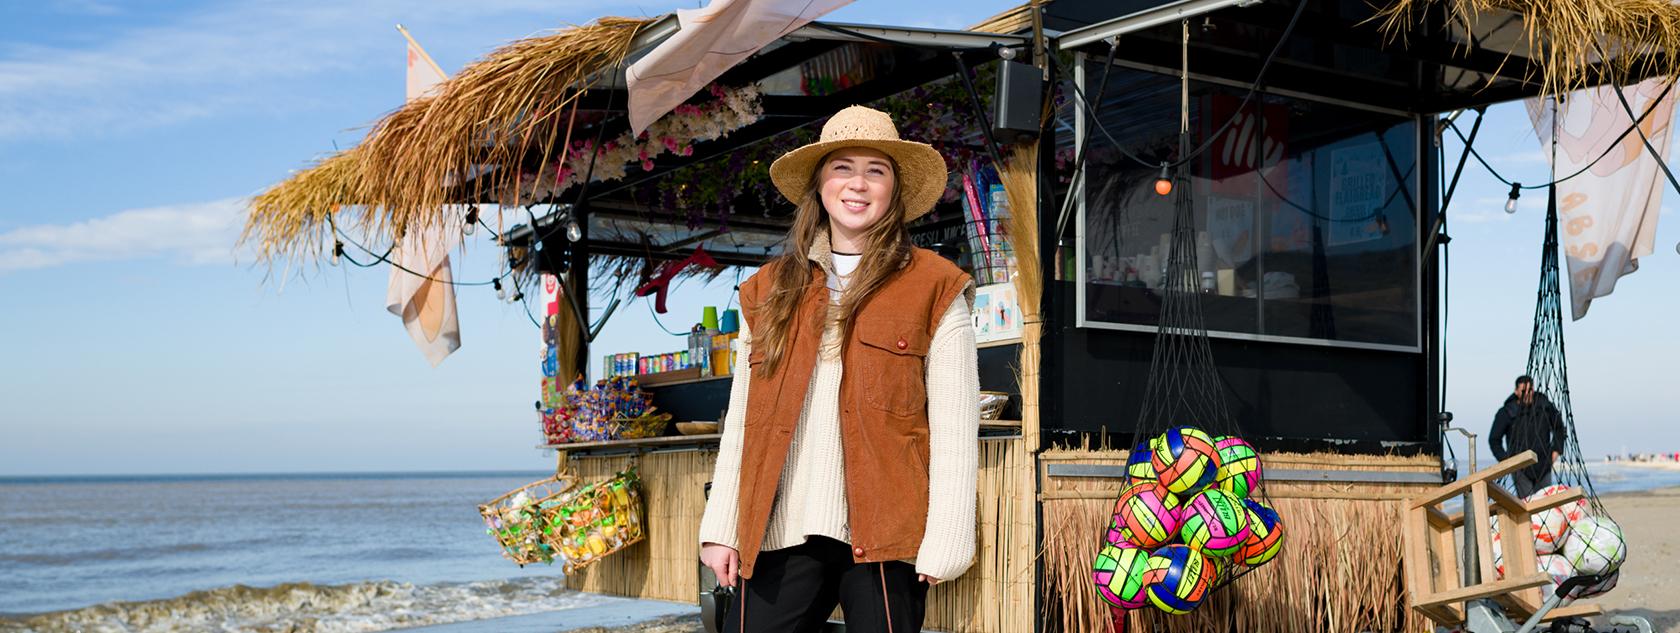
[753,152,913,376]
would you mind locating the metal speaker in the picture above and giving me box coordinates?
[993,60,1043,142]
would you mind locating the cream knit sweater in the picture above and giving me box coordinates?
[697,253,980,582]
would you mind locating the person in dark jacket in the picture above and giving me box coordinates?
[1489,375,1568,497]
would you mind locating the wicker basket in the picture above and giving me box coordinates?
[540,468,646,573]
[613,411,673,440]
[479,475,577,566]
[979,390,1011,420]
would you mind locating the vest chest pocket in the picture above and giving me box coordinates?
[855,318,931,417]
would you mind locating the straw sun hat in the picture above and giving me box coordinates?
[769,105,948,222]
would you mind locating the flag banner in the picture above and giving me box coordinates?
[1526,79,1674,320]
[626,0,852,134]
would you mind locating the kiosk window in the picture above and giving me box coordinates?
[1079,64,1418,349]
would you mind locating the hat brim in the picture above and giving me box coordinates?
[769,138,948,223]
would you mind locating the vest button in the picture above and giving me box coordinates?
[853,546,865,557]
[895,339,907,350]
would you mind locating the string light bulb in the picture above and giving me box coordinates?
[493,278,506,302]
[464,206,480,236]
[1505,182,1521,214]
[1154,163,1173,196]
[331,241,343,266]
[566,219,582,242]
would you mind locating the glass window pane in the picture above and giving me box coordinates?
[1079,62,1419,349]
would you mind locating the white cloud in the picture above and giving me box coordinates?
[0,198,248,272]
[0,0,620,140]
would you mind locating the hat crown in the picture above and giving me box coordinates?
[819,106,901,143]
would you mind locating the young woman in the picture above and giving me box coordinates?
[697,105,981,633]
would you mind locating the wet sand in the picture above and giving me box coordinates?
[1592,486,1680,632]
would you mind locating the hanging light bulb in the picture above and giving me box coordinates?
[1154,163,1173,196]
[1505,182,1521,214]
[493,278,506,302]
[464,206,480,236]
[331,241,343,266]
[566,219,582,242]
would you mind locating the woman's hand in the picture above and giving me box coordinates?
[918,573,941,586]
[700,542,741,588]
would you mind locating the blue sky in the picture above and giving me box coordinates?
[0,1,1674,476]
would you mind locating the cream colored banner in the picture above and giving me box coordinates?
[1527,79,1674,320]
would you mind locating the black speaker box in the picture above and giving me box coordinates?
[993,59,1043,142]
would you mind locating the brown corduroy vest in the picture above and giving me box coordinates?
[733,246,971,579]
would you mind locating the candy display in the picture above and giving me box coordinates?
[537,374,675,444]
[1093,425,1285,614]
[539,469,647,573]
[1179,489,1251,556]
[479,476,578,566]
[1092,542,1152,609]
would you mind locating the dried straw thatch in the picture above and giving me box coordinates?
[243,149,364,266]
[1000,144,1041,453]
[1375,0,1680,97]
[243,17,652,265]
[1038,444,1440,633]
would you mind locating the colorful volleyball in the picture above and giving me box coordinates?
[1143,544,1216,614]
[1180,489,1252,555]
[1561,515,1626,575]
[1236,499,1284,567]
[1115,481,1183,548]
[1092,542,1153,609]
[1152,427,1219,496]
[1213,436,1262,498]
[1127,439,1159,483]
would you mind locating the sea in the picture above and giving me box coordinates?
[2,464,1677,633]
[0,472,692,633]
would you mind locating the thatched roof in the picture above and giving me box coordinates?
[244,17,652,265]
[1375,0,1680,97]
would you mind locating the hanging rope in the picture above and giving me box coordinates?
[1491,100,1625,603]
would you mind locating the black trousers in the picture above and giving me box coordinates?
[725,536,927,633]
[1511,468,1555,498]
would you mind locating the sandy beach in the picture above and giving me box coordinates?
[1591,485,1680,633]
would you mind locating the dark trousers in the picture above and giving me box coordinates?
[725,536,927,633]
[1511,469,1555,498]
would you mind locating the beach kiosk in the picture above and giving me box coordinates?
[246,0,1673,630]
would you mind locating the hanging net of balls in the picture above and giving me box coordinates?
[1091,136,1284,620]
[1487,183,1626,605]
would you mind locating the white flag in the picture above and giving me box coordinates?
[385,220,463,367]
[389,27,461,365]
[1526,78,1674,320]
[406,30,447,101]
[626,0,852,134]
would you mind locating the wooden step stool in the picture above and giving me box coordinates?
[1402,450,1604,627]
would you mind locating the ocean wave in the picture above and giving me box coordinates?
[0,577,607,633]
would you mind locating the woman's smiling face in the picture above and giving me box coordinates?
[818,147,896,238]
